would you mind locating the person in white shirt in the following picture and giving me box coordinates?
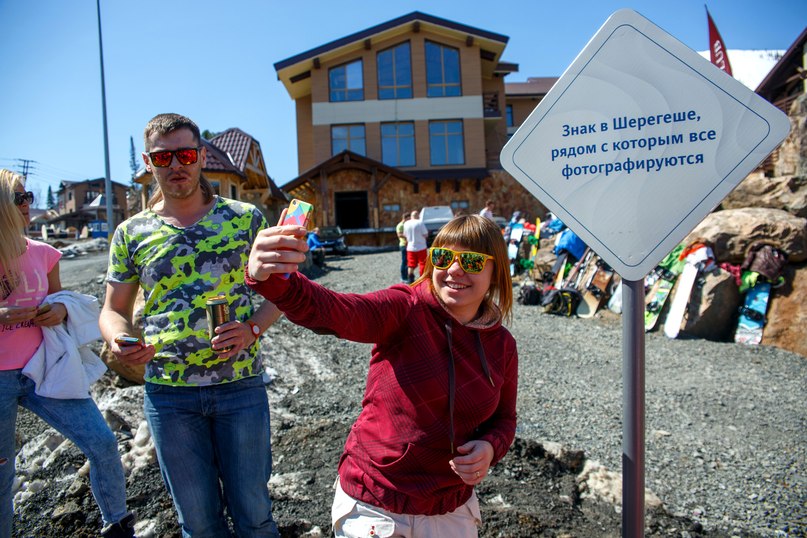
[479,200,495,220]
[403,211,428,283]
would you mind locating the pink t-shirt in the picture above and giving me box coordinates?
[0,239,61,370]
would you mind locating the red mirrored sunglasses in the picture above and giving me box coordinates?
[147,147,201,168]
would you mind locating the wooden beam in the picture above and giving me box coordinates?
[313,57,320,69]
[466,35,474,47]
[290,71,311,83]
[364,38,372,50]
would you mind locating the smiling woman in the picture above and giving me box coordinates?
[245,213,518,536]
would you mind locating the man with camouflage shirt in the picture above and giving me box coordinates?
[99,113,281,537]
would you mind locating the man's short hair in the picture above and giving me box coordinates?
[144,113,201,150]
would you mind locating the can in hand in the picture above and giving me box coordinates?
[206,295,233,354]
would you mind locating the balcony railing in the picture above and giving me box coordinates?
[483,92,501,118]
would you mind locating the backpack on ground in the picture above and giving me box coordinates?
[540,287,582,316]
[517,283,542,305]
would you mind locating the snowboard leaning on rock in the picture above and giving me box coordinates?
[663,242,715,339]
[733,242,789,345]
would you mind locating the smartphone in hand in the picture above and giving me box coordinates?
[114,335,142,347]
[280,199,314,279]
[282,199,314,228]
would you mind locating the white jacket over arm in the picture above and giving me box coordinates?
[22,290,107,399]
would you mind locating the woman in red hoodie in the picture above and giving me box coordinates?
[247,214,517,536]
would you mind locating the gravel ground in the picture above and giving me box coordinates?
[278,249,806,537]
[11,248,806,537]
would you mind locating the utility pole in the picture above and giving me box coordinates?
[96,0,114,240]
[16,158,36,180]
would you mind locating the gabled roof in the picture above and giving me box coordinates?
[506,77,558,97]
[275,12,510,99]
[282,150,417,192]
[275,11,508,71]
[210,128,254,171]
[756,26,807,107]
[201,137,246,177]
[58,177,129,190]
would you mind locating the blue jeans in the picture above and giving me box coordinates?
[400,246,408,281]
[0,370,128,538]
[144,376,279,538]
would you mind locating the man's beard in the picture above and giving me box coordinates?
[161,174,200,200]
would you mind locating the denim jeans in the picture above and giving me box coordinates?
[0,369,128,538]
[144,375,279,538]
[400,246,408,281]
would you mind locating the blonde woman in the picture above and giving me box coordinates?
[247,214,518,537]
[0,170,133,538]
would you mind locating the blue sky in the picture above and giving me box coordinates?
[1,0,804,206]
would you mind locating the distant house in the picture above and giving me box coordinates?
[26,207,59,238]
[274,11,550,246]
[49,178,129,236]
[135,127,287,223]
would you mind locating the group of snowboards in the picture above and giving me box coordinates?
[513,218,790,346]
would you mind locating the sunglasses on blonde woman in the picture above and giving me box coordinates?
[14,191,34,206]
[147,147,201,168]
[428,247,494,274]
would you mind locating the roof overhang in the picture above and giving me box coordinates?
[275,11,509,100]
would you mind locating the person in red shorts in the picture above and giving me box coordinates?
[403,210,428,283]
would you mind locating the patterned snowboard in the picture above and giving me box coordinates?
[508,223,524,276]
[644,269,679,331]
[734,281,772,345]
[577,259,614,319]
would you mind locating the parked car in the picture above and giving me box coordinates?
[419,206,454,246]
[318,225,349,255]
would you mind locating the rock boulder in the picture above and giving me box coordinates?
[763,263,807,357]
[683,208,807,264]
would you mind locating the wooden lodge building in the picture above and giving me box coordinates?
[275,11,554,246]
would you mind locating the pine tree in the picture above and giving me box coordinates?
[129,136,139,187]
[46,186,55,210]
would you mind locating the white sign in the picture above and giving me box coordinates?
[500,9,790,281]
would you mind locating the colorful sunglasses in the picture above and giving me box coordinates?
[147,147,201,168]
[429,247,494,274]
[14,191,34,206]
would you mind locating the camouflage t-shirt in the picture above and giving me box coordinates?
[107,196,267,386]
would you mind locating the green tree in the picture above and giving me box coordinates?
[129,136,139,187]
[202,129,218,140]
[46,186,55,210]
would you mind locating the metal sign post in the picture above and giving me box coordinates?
[500,10,789,536]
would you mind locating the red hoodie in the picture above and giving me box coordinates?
[247,272,518,515]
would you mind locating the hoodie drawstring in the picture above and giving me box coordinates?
[444,322,496,454]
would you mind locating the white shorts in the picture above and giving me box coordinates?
[331,477,482,538]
